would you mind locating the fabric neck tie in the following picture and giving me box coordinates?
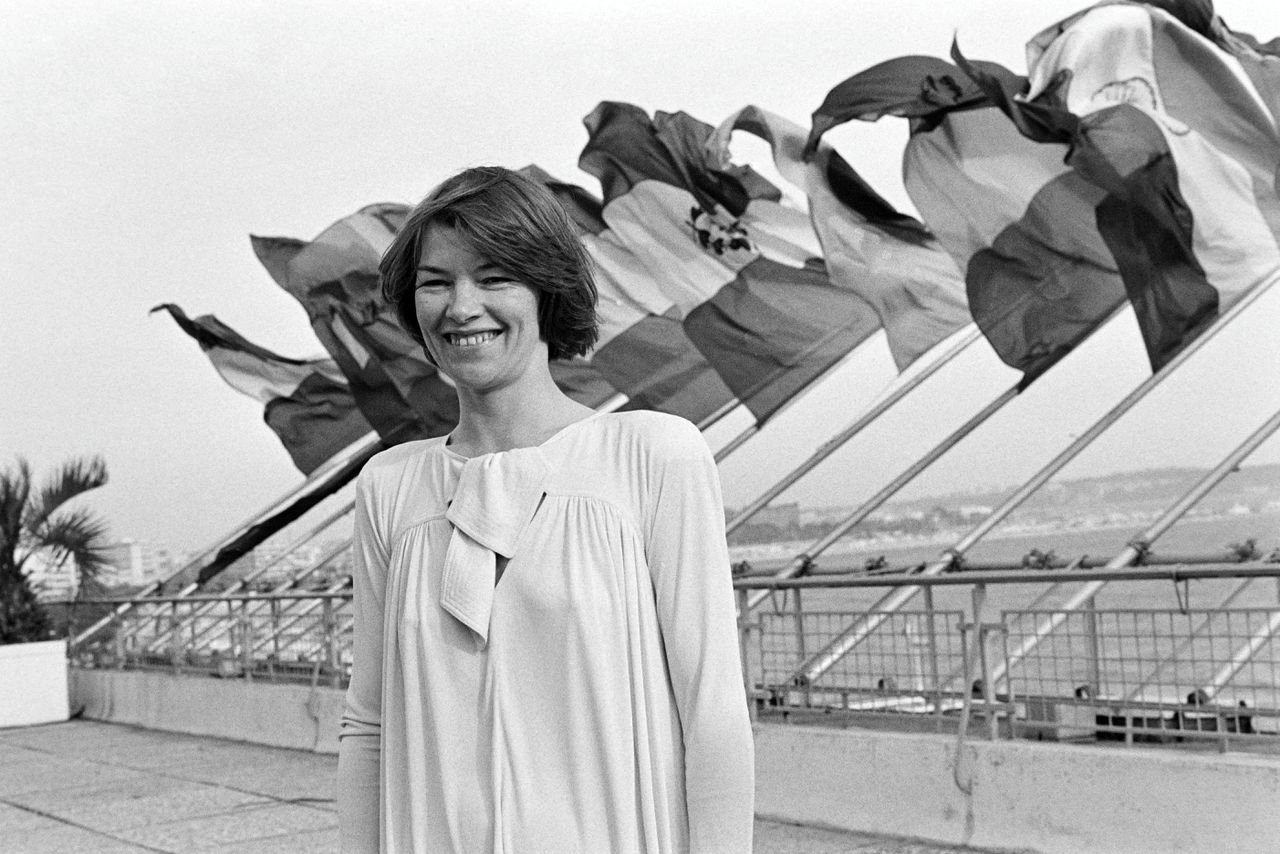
[440,446,550,645]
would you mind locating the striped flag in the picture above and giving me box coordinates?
[151,303,371,473]
[715,105,969,371]
[809,56,1126,383]
[1017,1,1280,366]
[808,0,1280,381]
[573,101,884,423]
[250,204,460,442]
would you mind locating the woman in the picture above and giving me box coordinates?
[337,166,754,853]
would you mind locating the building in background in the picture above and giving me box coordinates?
[101,539,176,588]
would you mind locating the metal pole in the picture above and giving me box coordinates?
[1083,595,1102,698]
[728,328,981,533]
[1201,608,1280,701]
[799,277,1280,688]
[744,383,1016,614]
[753,385,1014,657]
[1120,578,1256,702]
[995,402,1280,688]
[710,330,894,463]
[73,429,385,647]
[923,586,944,731]
[736,588,758,723]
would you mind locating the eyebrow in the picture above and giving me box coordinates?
[415,261,506,274]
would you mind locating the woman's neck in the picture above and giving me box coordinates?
[449,373,594,456]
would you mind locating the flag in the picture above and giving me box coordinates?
[807,0,1280,380]
[151,303,371,474]
[715,105,969,370]
[977,0,1280,367]
[524,164,739,423]
[574,101,884,423]
[250,204,460,442]
[809,56,1127,382]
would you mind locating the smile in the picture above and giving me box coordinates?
[444,330,502,347]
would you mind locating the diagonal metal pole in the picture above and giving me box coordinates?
[747,382,1018,614]
[729,327,980,525]
[711,330,896,463]
[1121,578,1259,702]
[73,429,385,646]
[993,402,1280,692]
[734,327,984,611]
[794,271,1280,687]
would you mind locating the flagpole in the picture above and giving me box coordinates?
[990,403,1280,693]
[72,429,385,646]
[747,381,1017,614]
[793,272,1280,687]
[1121,578,1260,703]
[729,327,980,528]
[735,326,983,611]
[706,329,892,461]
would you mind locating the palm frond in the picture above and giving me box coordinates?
[0,458,32,567]
[39,507,113,583]
[24,455,108,535]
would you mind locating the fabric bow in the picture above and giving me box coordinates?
[440,446,550,644]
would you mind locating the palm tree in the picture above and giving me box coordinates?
[0,456,111,644]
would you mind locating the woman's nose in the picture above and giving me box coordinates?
[446,278,482,322]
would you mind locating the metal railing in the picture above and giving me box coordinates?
[71,591,354,688]
[68,560,1280,754]
[734,561,1280,752]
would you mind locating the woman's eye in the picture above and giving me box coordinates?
[415,279,450,290]
[480,275,515,287]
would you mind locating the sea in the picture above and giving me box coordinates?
[731,508,1280,615]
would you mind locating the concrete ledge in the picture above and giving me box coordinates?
[72,668,344,754]
[755,723,1280,854]
[74,671,1280,853]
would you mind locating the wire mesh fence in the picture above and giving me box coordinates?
[754,603,968,720]
[71,567,1280,753]
[1004,606,1280,749]
[73,594,354,688]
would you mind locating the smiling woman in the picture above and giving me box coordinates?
[412,226,548,399]
[337,167,754,854]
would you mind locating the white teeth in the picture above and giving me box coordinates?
[448,331,500,347]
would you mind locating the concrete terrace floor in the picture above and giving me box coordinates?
[0,720,1000,854]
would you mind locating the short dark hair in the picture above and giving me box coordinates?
[380,166,599,361]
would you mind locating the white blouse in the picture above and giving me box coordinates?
[337,411,754,853]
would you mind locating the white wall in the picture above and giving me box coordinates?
[73,670,1280,854]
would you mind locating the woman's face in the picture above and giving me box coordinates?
[414,225,547,396]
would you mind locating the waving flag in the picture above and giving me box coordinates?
[523,163,738,423]
[1017,0,1280,366]
[809,56,1127,382]
[807,0,1280,382]
[151,303,371,473]
[250,204,460,442]
[574,101,883,423]
[715,105,969,370]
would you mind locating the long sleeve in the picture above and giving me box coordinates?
[337,471,389,854]
[644,421,755,854]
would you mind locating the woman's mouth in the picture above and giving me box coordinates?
[444,330,501,347]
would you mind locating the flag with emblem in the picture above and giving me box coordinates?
[807,0,1280,382]
[715,105,970,370]
[572,101,886,424]
[151,303,372,474]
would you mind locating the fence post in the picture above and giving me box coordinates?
[737,588,758,723]
[239,598,254,681]
[323,597,341,688]
[169,603,182,670]
[791,589,810,708]
[923,586,944,732]
[1084,595,1102,698]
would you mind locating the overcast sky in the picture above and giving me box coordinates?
[4,0,1279,553]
